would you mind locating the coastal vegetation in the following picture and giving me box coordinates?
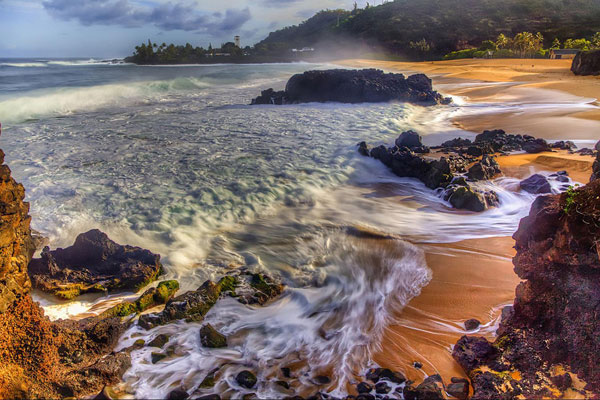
[127,0,600,64]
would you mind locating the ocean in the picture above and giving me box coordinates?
[0,58,561,398]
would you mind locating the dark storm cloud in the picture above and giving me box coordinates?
[42,0,251,35]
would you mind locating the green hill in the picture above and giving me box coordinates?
[255,0,600,59]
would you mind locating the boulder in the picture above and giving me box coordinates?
[447,381,469,399]
[467,155,501,181]
[571,50,600,76]
[236,370,257,389]
[441,138,472,148]
[374,381,391,394]
[522,138,551,154]
[395,130,425,150]
[357,382,373,393]
[464,318,480,331]
[28,229,163,300]
[252,69,452,106]
[520,174,552,194]
[413,374,444,399]
[200,323,227,348]
[592,152,600,182]
[365,368,405,384]
[448,186,488,212]
[551,140,577,151]
[147,334,170,348]
[166,389,189,400]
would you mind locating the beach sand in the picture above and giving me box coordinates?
[334,58,598,384]
[336,58,600,141]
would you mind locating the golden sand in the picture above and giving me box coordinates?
[336,58,600,140]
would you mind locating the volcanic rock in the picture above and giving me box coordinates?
[522,138,551,153]
[252,69,452,105]
[520,174,552,194]
[200,323,227,348]
[467,155,501,181]
[453,180,600,398]
[571,50,600,76]
[236,370,257,389]
[464,318,480,331]
[551,140,577,151]
[28,229,163,299]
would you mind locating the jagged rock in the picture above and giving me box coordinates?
[250,88,287,105]
[551,140,577,151]
[365,368,406,384]
[464,318,480,331]
[200,323,227,348]
[571,50,600,76]
[447,381,469,399]
[357,141,370,157]
[467,155,501,181]
[236,370,257,389]
[138,272,283,329]
[453,181,600,398]
[520,174,552,194]
[413,374,444,399]
[252,69,452,106]
[522,138,551,153]
[147,334,170,348]
[0,150,35,313]
[395,130,429,153]
[442,138,472,148]
[28,229,163,300]
[474,129,527,152]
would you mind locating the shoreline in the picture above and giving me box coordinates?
[335,58,600,141]
[334,58,598,384]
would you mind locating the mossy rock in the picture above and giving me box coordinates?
[236,370,257,389]
[218,275,238,296]
[155,280,180,303]
[148,334,170,348]
[199,373,216,388]
[200,324,227,348]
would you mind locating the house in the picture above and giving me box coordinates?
[550,49,580,59]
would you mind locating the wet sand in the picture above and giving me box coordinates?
[375,236,518,383]
[336,58,600,141]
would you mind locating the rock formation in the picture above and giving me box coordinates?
[359,131,500,212]
[28,229,163,300]
[591,141,600,182]
[440,129,551,155]
[453,179,600,398]
[571,50,600,76]
[251,69,452,106]
[0,148,35,313]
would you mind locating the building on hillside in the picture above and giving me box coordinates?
[550,49,580,59]
[234,36,241,48]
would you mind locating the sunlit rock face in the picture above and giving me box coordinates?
[454,180,600,398]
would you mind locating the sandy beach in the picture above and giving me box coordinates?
[337,58,600,141]
[334,58,598,384]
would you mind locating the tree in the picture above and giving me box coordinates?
[480,40,497,51]
[564,38,591,50]
[496,33,509,49]
[592,32,600,49]
[551,38,561,49]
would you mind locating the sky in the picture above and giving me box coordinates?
[0,0,370,58]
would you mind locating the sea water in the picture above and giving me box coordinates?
[0,58,586,398]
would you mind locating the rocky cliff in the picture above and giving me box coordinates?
[0,148,132,399]
[453,179,600,399]
[0,149,35,313]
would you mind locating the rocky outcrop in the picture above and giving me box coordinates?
[0,149,35,313]
[453,180,600,398]
[360,131,500,212]
[571,50,600,76]
[138,271,284,329]
[439,130,551,155]
[251,69,452,106]
[28,229,163,299]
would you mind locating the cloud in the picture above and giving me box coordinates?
[42,0,251,35]
[261,0,302,7]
